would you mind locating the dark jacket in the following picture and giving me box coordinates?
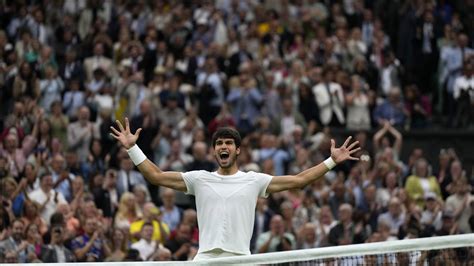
[41,245,76,262]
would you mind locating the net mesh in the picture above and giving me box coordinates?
[207,234,474,265]
[263,248,474,266]
[23,234,474,265]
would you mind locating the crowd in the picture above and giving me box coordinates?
[0,0,473,263]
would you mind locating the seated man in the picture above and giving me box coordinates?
[164,223,195,261]
[256,215,296,253]
[129,202,169,244]
[71,217,108,262]
[131,222,156,261]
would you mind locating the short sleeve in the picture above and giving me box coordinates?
[249,171,273,198]
[181,170,203,196]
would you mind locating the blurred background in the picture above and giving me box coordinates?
[0,0,473,263]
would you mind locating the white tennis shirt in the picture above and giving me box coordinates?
[181,170,273,255]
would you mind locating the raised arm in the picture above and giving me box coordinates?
[110,118,186,192]
[373,121,389,152]
[267,136,360,193]
[386,123,403,156]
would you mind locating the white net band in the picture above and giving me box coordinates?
[22,234,474,265]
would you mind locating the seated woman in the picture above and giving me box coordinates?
[405,158,442,208]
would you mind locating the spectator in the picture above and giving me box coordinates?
[252,133,290,176]
[58,49,84,83]
[373,87,406,128]
[12,62,40,101]
[445,178,473,233]
[277,98,307,140]
[116,157,147,197]
[164,223,194,261]
[372,120,403,159]
[157,94,186,131]
[328,180,354,219]
[83,42,113,82]
[312,67,346,127]
[345,74,371,130]
[114,192,141,231]
[293,189,320,231]
[67,106,98,162]
[439,33,473,122]
[104,228,128,262]
[207,103,236,137]
[0,219,33,263]
[0,133,31,179]
[41,225,75,262]
[252,198,274,253]
[405,158,442,208]
[150,247,172,261]
[452,60,474,128]
[130,202,169,245]
[159,139,193,173]
[48,100,69,149]
[20,200,48,236]
[226,62,264,135]
[420,192,443,233]
[28,173,67,224]
[177,109,205,153]
[25,224,44,262]
[131,222,157,261]
[133,184,151,214]
[328,204,366,246]
[358,184,383,232]
[56,203,80,237]
[160,188,182,232]
[62,79,85,119]
[196,57,225,125]
[49,154,75,202]
[377,197,406,236]
[93,169,119,218]
[1,177,24,217]
[436,209,461,236]
[404,84,432,129]
[71,217,109,262]
[185,141,216,172]
[296,222,321,249]
[39,66,64,112]
[256,215,296,253]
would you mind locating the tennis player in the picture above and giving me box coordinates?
[110,118,360,260]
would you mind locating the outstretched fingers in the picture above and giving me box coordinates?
[349,147,361,154]
[116,119,125,132]
[134,128,143,137]
[347,140,359,150]
[125,117,131,133]
[110,126,121,136]
[342,136,352,148]
[348,155,360,160]
[109,132,120,140]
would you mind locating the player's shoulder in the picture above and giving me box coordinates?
[243,171,273,179]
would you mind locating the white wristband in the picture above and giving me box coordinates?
[127,144,147,166]
[323,157,336,170]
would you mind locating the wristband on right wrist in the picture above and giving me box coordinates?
[127,144,147,166]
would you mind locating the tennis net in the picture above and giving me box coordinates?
[22,234,474,265]
[206,233,474,265]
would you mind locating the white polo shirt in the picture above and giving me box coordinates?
[182,170,272,255]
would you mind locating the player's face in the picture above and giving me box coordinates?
[214,138,240,169]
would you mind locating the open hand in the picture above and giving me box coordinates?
[110,118,142,149]
[330,136,361,164]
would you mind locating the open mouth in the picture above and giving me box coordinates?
[219,152,230,160]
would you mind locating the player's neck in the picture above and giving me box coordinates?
[217,165,239,175]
